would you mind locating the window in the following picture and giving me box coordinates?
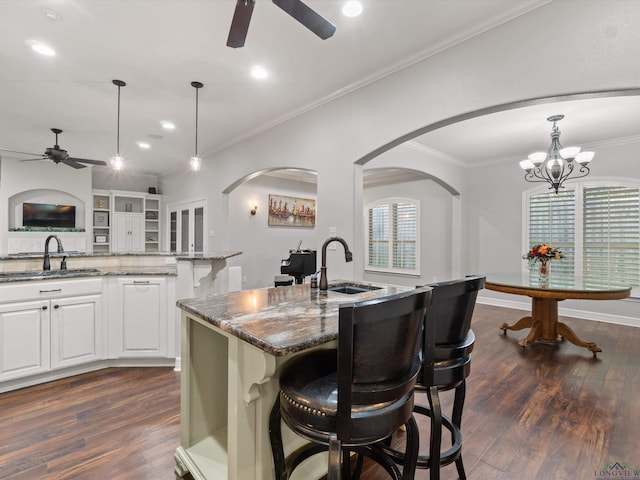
[528,190,575,279]
[583,186,640,289]
[366,198,419,274]
[525,183,640,293]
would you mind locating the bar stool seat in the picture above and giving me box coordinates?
[269,288,432,480]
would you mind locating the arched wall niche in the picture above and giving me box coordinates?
[8,189,85,229]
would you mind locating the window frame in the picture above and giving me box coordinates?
[364,197,420,276]
[523,179,640,297]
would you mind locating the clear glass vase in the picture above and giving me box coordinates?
[538,260,549,284]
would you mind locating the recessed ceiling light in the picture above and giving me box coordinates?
[342,1,363,17]
[161,121,175,130]
[251,65,268,80]
[30,41,56,56]
[137,142,151,149]
[42,9,60,21]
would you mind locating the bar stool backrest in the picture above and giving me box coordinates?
[336,287,432,440]
[419,276,486,386]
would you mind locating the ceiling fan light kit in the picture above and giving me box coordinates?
[227,0,336,48]
[519,114,594,194]
[110,79,126,171]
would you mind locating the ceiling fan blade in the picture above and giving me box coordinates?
[227,0,255,48]
[0,147,44,157]
[68,157,108,166]
[19,157,48,162]
[60,158,86,169]
[272,0,336,39]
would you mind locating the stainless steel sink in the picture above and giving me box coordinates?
[327,282,382,294]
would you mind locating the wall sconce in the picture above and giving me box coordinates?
[250,202,258,215]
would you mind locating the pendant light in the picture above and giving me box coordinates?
[110,79,126,170]
[189,81,203,172]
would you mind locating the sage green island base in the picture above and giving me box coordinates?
[174,281,408,480]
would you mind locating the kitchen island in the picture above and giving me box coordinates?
[174,281,410,480]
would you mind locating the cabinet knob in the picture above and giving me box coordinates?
[54,304,60,309]
[42,305,48,310]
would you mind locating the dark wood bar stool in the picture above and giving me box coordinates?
[268,287,432,480]
[383,275,485,480]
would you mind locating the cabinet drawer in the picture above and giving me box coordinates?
[0,278,103,303]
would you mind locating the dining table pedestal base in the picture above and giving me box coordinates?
[500,297,602,357]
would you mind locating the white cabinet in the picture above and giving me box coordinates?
[0,279,103,383]
[114,277,167,357]
[92,190,111,254]
[144,196,161,252]
[94,190,162,253]
[113,212,145,253]
[0,300,50,381]
[50,294,102,369]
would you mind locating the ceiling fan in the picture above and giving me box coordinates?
[0,128,107,169]
[227,0,336,48]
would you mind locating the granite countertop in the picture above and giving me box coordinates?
[0,266,177,283]
[176,281,411,356]
[1,251,241,260]
[175,251,242,260]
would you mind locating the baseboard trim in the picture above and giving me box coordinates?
[0,357,176,394]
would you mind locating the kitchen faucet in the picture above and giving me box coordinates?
[43,234,66,271]
[319,236,353,290]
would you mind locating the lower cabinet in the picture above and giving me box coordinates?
[0,300,50,381]
[0,274,176,391]
[50,294,102,369]
[114,277,167,357]
[0,280,103,383]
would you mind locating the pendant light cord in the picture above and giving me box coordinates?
[116,85,121,154]
[195,85,199,156]
[112,79,126,156]
[191,81,203,157]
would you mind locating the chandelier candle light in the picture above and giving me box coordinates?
[519,115,594,194]
[524,244,564,284]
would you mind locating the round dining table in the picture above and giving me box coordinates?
[485,273,631,356]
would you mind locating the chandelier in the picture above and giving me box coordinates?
[519,114,594,194]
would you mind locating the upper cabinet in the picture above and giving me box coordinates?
[92,190,162,254]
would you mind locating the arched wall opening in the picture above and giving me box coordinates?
[225,168,318,290]
[352,88,640,286]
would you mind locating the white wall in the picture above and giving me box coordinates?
[0,157,93,253]
[362,177,453,288]
[228,174,317,289]
[467,139,640,326]
[158,2,640,321]
[92,169,158,193]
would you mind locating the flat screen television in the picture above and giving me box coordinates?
[23,202,76,228]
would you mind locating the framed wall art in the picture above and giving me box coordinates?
[268,194,316,228]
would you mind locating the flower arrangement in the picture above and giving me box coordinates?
[523,244,564,264]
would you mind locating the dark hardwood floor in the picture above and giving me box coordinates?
[1,304,639,479]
